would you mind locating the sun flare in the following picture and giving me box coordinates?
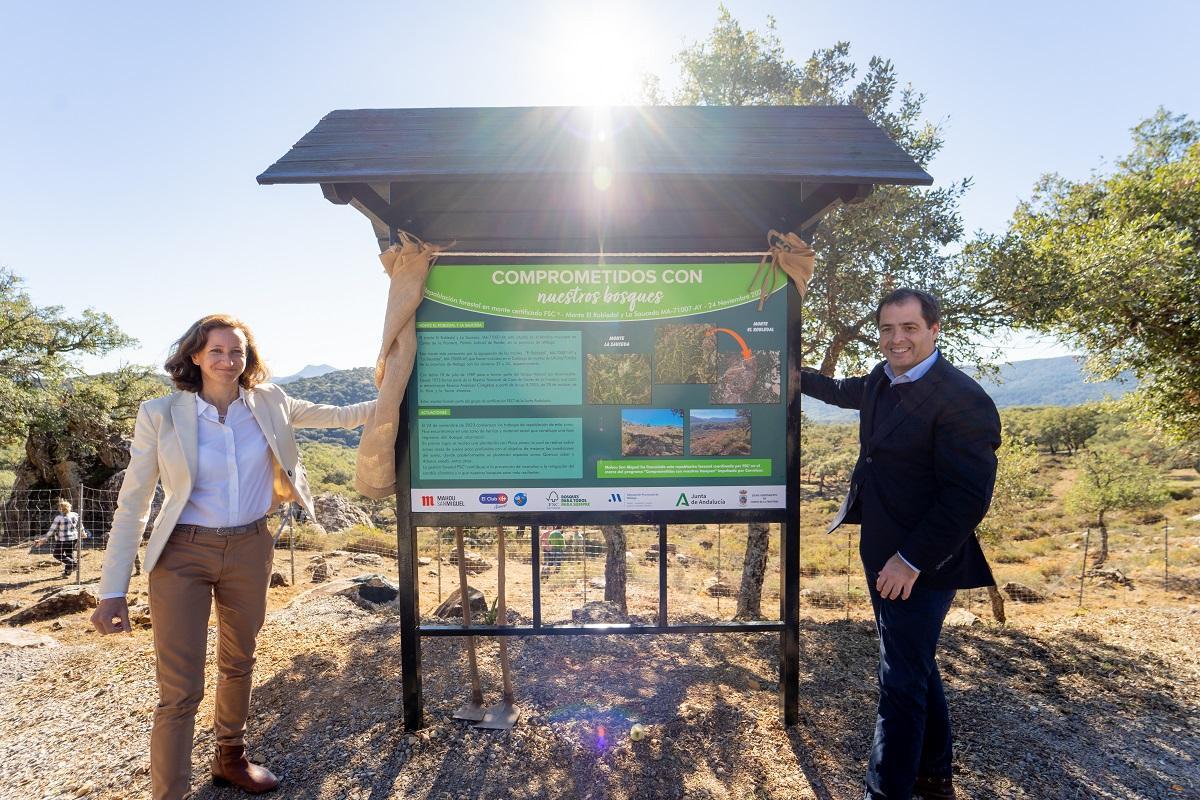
[546,8,646,106]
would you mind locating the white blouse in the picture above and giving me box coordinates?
[176,390,274,528]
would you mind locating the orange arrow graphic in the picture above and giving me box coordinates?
[708,327,754,361]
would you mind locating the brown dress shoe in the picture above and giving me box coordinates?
[211,744,279,794]
[913,775,956,800]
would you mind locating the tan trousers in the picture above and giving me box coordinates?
[148,521,274,800]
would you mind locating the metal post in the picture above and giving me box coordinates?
[75,484,83,584]
[845,526,851,621]
[437,526,443,603]
[395,393,422,730]
[782,520,800,726]
[531,525,541,629]
[582,529,588,605]
[658,523,668,626]
[289,506,296,587]
[1079,527,1090,607]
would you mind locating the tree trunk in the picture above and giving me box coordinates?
[987,585,1006,625]
[736,522,771,619]
[600,525,627,615]
[1094,512,1109,566]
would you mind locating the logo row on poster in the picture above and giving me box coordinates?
[410,486,786,513]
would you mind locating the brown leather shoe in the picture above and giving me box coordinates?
[211,744,279,794]
[913,775,956,800]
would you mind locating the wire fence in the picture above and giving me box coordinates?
[0,486,1194,624]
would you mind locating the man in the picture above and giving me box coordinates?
[799,288,1000,800]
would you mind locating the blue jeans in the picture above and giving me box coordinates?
[865,572,956,799]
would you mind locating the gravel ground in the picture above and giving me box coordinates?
[1,579,1198,799]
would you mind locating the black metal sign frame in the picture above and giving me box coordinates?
[393,253,804,730]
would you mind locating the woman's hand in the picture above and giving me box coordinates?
[91,597,131,635]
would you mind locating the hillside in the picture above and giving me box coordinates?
[804,355,1136,423]
[282,367,376,446]
[274,363,339,384]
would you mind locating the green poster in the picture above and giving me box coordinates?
[409,263,787,514]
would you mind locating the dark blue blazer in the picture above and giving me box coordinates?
[801,355,999,590]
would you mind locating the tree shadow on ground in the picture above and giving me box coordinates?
[189,601,1197,800]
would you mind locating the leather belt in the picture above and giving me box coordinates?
[172,517,267,537]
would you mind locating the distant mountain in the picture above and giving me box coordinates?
[274,364,339,385]
[804,356,1136,424]
[282,367,376,446]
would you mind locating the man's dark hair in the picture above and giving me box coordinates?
[875,288,941,327]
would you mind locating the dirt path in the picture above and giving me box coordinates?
[1,579,1197,799]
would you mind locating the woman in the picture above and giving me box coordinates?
[35,498,89,577]
[91,314,375,800]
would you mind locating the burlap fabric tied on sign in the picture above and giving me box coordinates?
[749,230,817,308]
[355,232,444,499]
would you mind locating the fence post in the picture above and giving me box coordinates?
[1079,527,1090,607]
[289,504,296,587]
[1164,520,1170,591]
[75,483,83,584]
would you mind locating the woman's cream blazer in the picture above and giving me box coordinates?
[99,384,375,597]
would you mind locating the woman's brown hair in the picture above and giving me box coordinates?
[164,314,270,392]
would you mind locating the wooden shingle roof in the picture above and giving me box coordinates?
[258,106,932,252]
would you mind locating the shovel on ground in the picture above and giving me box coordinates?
[476,525,520,729]
[452,526,487,722]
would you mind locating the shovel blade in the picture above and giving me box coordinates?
[474,700,520,730]
[453,699,487,722]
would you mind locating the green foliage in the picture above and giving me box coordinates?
[0,268,136,445]
[654,324,716,384]
[978,433,1047,544]
[979,109,1200,440]
[650,13,1008,376]
[802,423,858,495]
[298,442,360,495]
[1065,445,1170,526]
[1001,404,1103,455]
[284,367,376,447]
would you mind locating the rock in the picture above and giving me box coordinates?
[588,577,606,590]
[312,493,374,533]
[418,557,432,567]
[799,588,841,608]
[698,540,714,550]
[448,549,492,574]
[0,628,59,648]
[0,600,23,615]
[103,470,164,532]
[676,554,692,566]
[705,579,737,598]
[1087,568,1134,588]
[5,586,98,625]
[944,609,980,627]
[433,587,487,620]
[269,571,289,588]
[571,601,628,624]
[1002,582,1047,603]
[347,552,383,566]
[644,543,678,561]
[334,574,400,610]
[129,603,152,628]
[310,558,334,584]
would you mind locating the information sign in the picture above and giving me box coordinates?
[408,262,788,515]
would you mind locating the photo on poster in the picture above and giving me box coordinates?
[689,409,752,456]
[711,350,781,404]
[620,408,685,457]
[654,324,717,384]
[586,353,651,404]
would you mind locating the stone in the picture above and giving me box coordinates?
[129,603,152,628]
[1086,568,1134,588]
[448,549,492,574]
[0,628,59,648]
[798,588,841,607]
[418,557,432,567]
[571,601,628,624]
[944,608,980,627]
[432,587,487,620]
[312,493,374,533]
[5,586,98,625]
[588,577,606,590]
[705,579,737,598]
[347,552,383,566]
[1002,582,1047,603]
[310,558,333,584]
[269,571,290,588]
[334,574,400,610]
[0,600,23,615]
[698,540,713,550]
[675,554,692,566]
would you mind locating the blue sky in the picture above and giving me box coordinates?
[2,1,1196,375]
[623,409,684,428]
[691,409,738,422]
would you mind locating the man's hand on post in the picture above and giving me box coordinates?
[875,553,919,601]
[91,597,131,635]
